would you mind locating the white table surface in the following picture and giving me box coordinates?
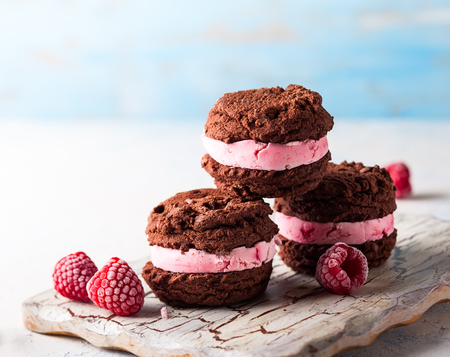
[1,118,449,357]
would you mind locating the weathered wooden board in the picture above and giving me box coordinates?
[23,214,450,357]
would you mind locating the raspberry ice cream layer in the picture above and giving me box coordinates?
[151,237,281,274]
[202,134,328,171]
[275,212,394,245]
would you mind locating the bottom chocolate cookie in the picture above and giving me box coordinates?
[278,230,397,275]
[201,151,331,200]
[142,261,273,307]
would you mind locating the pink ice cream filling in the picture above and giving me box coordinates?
[202,134,329,171]
[151,236,281,274]
[275,212,395,245]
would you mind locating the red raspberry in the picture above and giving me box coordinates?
[52,251,98,302]
[315,243,368,295]
[385,162,412,198]
[87,257,145,316]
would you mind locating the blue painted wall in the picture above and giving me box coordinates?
[0,0,449,119]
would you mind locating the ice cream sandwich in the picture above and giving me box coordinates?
[274,161,397,275]
[201,84,333,199]
[142,189,279,307]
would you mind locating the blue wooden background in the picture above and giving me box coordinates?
[0,0,449,120]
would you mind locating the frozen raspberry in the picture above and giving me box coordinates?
[315,243,368,295]
[385,162,412,198]
[87,257,145,316]
[53,251,98,302]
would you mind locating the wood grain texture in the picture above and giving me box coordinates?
[22,214,450,357]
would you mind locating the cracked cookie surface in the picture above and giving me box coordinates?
[205,84,334,144]
[274,161,397,223]
[146,188,278,254]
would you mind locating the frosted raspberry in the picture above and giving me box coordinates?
[52,251,98,302]
[87,257,145,316]
[315,243,368,295]
[385,162,412,198]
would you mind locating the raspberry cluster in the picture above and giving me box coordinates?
[53,252,144,316]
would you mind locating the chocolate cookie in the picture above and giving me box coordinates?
[277,231,397,275]
[143,188,279,306]
[201,85,334,199]
[273,161,398,274]
[274,161,397,223]
[142,261,272,307]
[205,85,334,144]
[145,188,278,254]
[202,151,331,200]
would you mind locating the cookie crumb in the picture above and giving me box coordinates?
[161,306,168,319]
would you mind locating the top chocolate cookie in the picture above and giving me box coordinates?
[146,188,278,255]
[274,161,397,223]
[204,84,334,144]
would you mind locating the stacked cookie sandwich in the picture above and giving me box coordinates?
[201,84,333,199]
[143,84,397,306]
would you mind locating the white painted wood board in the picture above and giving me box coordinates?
[22,214,450,357]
